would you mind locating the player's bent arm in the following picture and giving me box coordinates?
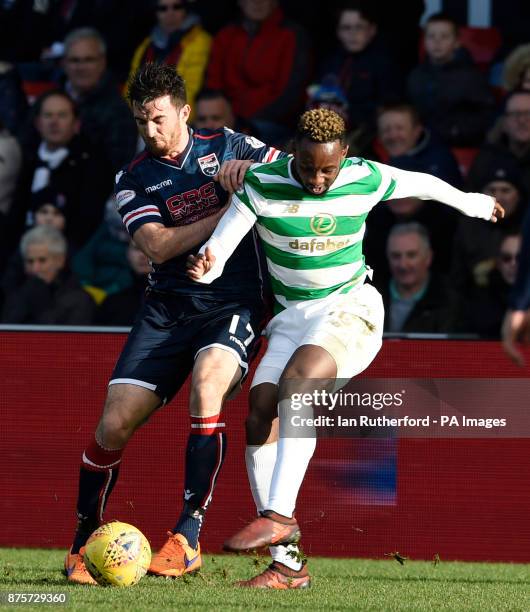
[378,163,497,221]
[132,211,225,264]
[193,199,257,284]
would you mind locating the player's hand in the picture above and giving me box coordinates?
[216,160,253,192]
[490,200,505,223]
[186,246,216,281]
[501,308,530,366]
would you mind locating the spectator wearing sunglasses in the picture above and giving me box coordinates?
[128,0,211,114]
[462,233,522,338]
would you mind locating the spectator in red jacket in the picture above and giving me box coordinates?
[206,0,312,145]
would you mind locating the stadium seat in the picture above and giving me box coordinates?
[451,146,479,177]
[22,80,56,104]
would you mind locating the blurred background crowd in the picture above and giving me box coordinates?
[1,0,529,335]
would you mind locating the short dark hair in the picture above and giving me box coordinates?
[425,12,459,36]
[127,63,187,108]
[195,88,231,106]
[338,1,378,25]
[295,108,347,145]
[35,89,78,118]
[377,101,422,126]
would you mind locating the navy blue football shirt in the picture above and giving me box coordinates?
[115,127,283,300]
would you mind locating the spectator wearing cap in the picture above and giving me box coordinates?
[206,0,312,145]
[9,89,111,255]
[408,12,496,147]
[1,225,94,325]
[314,2,403,148]
[95,241,151,326]
[72,199,134,304]
[451,158,527,295]
[62,27,137,171]
[463,233,521,338]
[468,90,530,197]
[128,0,211,116]
[377,222,460,333]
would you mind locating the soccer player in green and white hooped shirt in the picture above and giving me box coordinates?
[187,109,504,589]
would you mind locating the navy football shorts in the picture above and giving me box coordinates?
[109,292,266,403]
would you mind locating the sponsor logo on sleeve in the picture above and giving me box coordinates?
[115,189,136,209]
[245,136,265,149]
[197,153,220,177]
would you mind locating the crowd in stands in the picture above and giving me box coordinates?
[0,0,529,337]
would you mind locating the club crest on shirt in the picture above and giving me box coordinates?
[197,153,220,177]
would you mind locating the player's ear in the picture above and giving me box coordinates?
[341,144,349,159]
[180,104,191,122]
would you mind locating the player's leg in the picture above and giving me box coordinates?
[240,381,310,588]
[65,384,162,584]
[225,284,385,552]
[150,301,263,577]
[67,294,193,584]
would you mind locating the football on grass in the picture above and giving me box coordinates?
[84,521,151,587]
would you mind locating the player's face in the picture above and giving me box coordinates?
[504,93,530,144]
[35,204,66,232]
[337,10,376,53]
[424,22,459,65]
[387,232,432,291]
[64,37,106,94]
[133,95,191,157]
[36,95,79,149]
[24,243,66,284]
[497,235,521,285]
[378,110,422,157]
[195,98,235,130]
[293,139,348,195]
[483,180,520,217]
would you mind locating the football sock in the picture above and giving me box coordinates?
[174,415,226,549]
[245,443,277,512]
[72,437,123,553]
[268,400,317,518]
[245,442,302,570]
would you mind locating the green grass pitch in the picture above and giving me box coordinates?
[0,548,529,611]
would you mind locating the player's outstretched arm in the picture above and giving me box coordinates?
[376,163,505,222]
[186,197,257,284]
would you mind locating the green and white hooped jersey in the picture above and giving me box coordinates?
[232,156,397,311]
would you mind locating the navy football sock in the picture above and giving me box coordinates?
[72,438,123,553]
[174,415,227,548]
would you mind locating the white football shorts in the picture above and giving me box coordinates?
[251,282,384,388]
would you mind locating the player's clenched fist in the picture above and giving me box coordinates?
[187,246,216,280]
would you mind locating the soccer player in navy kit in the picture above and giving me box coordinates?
[64,63,283,584]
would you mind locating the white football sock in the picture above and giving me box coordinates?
[245,442,302,571]
[245,443,277,513]
[267,399,317,518]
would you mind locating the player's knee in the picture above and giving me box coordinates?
[96,413,134,448]
[190,377,224,415]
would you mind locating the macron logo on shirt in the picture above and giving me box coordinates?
[145,179,173,193]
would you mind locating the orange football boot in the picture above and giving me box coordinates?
[149,532,201,577]
[64,547,97,585]
[236,561,310,589]
[224,510,300,551]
